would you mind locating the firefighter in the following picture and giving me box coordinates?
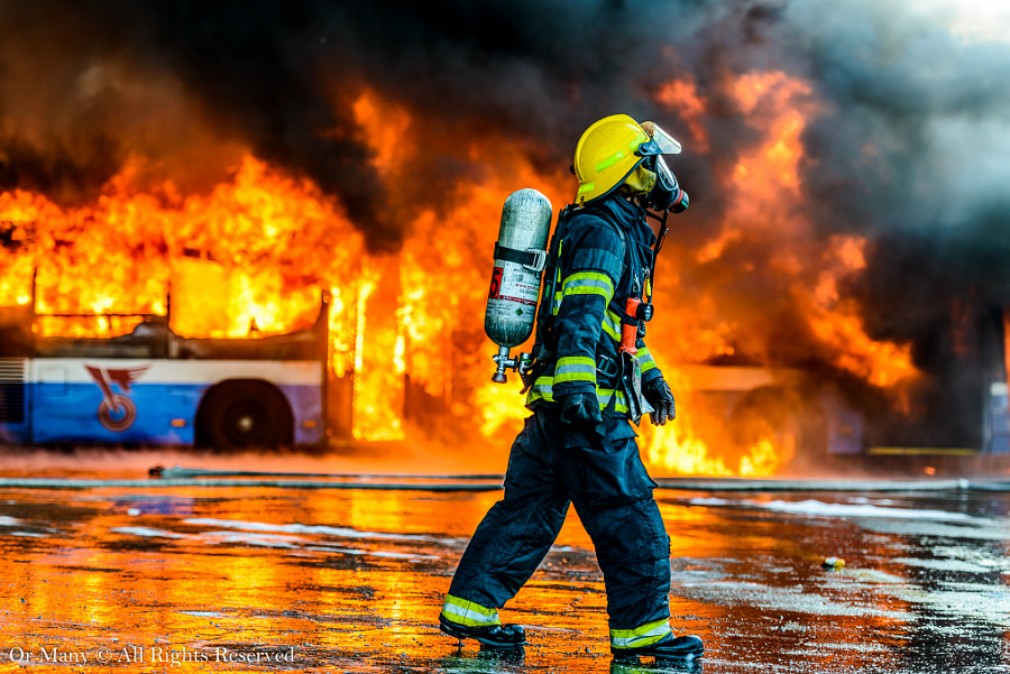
[439,114,703,664]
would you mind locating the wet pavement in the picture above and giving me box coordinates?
[0,454,1008,673]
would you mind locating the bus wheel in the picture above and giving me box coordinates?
[197,382,293,451]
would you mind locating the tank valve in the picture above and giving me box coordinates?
[492,346,533,383]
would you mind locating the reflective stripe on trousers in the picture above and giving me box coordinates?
[441,594,501,627]
[610,618,673,649]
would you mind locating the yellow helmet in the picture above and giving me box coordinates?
[572,114,683,205]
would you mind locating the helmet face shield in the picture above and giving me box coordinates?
[636,123,682,157]
[634,121,688,213]
[652,125,683,154]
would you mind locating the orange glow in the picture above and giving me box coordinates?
[641,367,797,477]
[655,78,710,153]
[805,237,918,390]
[638,70,919,473]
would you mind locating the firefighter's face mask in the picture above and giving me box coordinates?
[643,155,689,213]
[636,123,689,214]
[621,162,657,195]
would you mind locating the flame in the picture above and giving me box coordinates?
[655,78,710,153]
[640,365,798,477]
[805,240,918,390]
[638,69,918,474]
[0,77,926,476]
[351,260,405,441]
[475,381,529,441]
[1,156,362,338]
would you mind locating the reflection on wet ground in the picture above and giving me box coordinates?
[0,475,1007,672]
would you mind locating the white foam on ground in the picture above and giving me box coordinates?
[847,497,899,506]
[678,578,909,620]
[894,556,993,574]
[183,517,438,542]
[688,497,980,522]
[179,611,225,618]
[304,544,438,561]
[110,526,185,539]
[884,585,1010,628]
[112,525,305,550]
[109,519,442,559]
[198,531,304,549]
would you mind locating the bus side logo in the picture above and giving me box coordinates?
[85,366,149,432]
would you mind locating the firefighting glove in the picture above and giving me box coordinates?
[558,391,603,433]
[643,377,676,426]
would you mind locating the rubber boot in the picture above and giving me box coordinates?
[611,633,704,663]
[439,613,526,648]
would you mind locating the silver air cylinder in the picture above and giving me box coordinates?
[484,188,553,383]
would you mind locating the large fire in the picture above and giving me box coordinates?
[0,76,920,476]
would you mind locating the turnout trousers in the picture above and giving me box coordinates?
[444,407,674,649]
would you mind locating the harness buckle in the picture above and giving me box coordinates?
[596,354,620,384]
[522,248,547,273]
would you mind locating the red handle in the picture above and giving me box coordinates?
[621,297,640,354]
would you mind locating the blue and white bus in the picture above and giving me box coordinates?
[0,299,328,450]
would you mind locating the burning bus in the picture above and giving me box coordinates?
[0,284,329,450]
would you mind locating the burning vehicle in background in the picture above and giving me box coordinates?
[0,279,329,450]
[0,150,1007,473]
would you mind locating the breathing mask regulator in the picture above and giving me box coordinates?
[615,121,689,302]
[617,120,689,342]
[642,154,689,213]
[631,121,689,215]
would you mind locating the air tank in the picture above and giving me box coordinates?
[484,188,552,383]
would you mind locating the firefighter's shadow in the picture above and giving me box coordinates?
[611,658,703,674]
[433,645,702,673]
[434,644,526,672]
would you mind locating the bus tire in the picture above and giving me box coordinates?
[196,381,294,451]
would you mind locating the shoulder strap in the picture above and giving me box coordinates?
[580,202,634,301]
[522,205,572,392]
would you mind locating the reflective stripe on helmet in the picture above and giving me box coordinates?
[595,152,626,172]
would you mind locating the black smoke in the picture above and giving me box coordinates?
[0,0,720,248]
[781,0,1010,446]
